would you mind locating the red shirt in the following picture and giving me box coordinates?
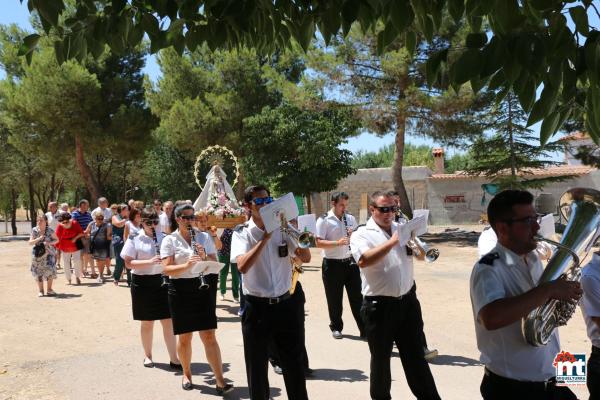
[55,220,83,252]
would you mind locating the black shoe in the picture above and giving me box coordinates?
[182,379,193,391]
[304,367,314,376]
[216,383,234,395]
[143,357,154,368]
[170,362,183,371]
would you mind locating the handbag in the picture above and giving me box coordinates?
[33,228,47,258]
[75,238,84,250]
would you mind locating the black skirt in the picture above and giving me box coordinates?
[130,274,171,321]
[168,274,218,335]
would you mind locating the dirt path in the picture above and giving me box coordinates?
[0,238,589,399]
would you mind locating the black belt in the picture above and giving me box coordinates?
[364,284,416,302]
[325,257,354,263]
[246,292,291,305]
[484,368,556,391]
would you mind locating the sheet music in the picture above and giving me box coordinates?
[298,214,317,235]
[259,192,299,233]
[190,260,225,275]
[397,215,427,246]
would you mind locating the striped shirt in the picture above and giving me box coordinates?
[71,210,93,230]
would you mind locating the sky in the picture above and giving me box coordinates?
[1,2,590,159]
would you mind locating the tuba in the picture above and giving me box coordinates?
[523,188,600,346]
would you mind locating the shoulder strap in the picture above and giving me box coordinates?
[478,252,499,266]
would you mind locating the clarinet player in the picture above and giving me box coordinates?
[161,204,233,394]
[316,191,365,339]
[120,208,181,370]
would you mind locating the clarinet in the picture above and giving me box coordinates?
[188,224,209,290]
[341,212,353,254]
[152,227,169,287]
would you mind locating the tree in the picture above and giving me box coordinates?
[309,24,489,216]
[242,102,358,211]
[1,27,156,202]
[464,91,569,190]
[24,1,600,142]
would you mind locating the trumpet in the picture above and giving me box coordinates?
[279,213,313,249]
[407,234,439,263]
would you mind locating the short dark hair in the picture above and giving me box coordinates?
[141,207,158,220]
[243,185,270,204]
[368,190,396,206]
[331,191,349,203]
[129,208,141,222]
[487,190,534,229]
[174,204,194,218]
[79,199,89,207]
[57,212,71,222]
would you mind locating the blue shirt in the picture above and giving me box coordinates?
[72,210,93,230]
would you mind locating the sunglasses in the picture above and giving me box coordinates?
[372,205,399,213]
[503,215,542,226]
[179,215,195,220]
[253,197,273,206]
[96,217,104,220]
[144,219,159,226]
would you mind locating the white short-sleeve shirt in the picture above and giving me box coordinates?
[470,243,560,381]
[92,207,113,221]
[316,210,356,259]
[349,217,414,297]
[159,212,171,234]
[45,211,59,230]
[230,218,298,298]
[581,253,600,348]
[160,229,216,279]
[121,230,164,275]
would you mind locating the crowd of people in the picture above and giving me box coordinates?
[27,186,600,399]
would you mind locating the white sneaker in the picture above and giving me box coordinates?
[233,297,240,304]
[424,347,438,361]
[220,294,225,301]
[332,330,343,339]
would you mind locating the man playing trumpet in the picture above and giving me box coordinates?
[350,190,441,400]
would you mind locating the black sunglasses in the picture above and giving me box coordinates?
[253,197,273,206]
[179,215,195,220]
[503,214,542,226]
[143,219,159,226]
[372,205,399,213]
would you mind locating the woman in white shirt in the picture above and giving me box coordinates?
[161,204,233,394]
[121,208,181,370]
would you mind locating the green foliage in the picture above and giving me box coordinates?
[24,0,600,143]
[242,103,359,195]
[464,91,569,190]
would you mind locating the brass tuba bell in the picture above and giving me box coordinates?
[522,188,600,346]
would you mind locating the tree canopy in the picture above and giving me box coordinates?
[21,0,600,143]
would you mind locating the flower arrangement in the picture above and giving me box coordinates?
[204,191,244,219]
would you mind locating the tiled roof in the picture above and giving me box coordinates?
[558,131,590,142]
[430,165,595,180]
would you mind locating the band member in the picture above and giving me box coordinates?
[161,204,233,395]
[121,208,181,370]
[581,251,600,398]
[350,190,441,400]
[231,185,311,400]
[470,190,579,400]
[316,191,364,339]
[391,191,438,361]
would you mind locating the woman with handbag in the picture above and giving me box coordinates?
[85,211,113,284]
[55,212,85,285]
[29,214,59,297]
[112,204,130,286]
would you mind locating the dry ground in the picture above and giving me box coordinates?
[0,232,590,399]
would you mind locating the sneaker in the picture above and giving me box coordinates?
[272,365,283,375]
[332,330,343,339]
[220,294,225,301]
[424,347,438,361]
[38,292,44,297]
[233,297,240,304]
[216,383,234,395]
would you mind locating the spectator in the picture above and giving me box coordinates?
[29,214,59,297]
[92,197,113,221]
[124,208,142,240]
[110,203,119,216]
[85,211,112,283]
[112,204,130,286]
[159,201,174,234]
[55,212,84,285]
[45,202,59,231]
[72,199,95,277]
[59,203,69,213]
[133,200,145,210]
[218,227,239,303]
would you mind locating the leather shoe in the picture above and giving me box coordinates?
[182,379,193,391]
[170,362,183,371]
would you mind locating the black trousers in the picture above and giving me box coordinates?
[268,282,310,371]
[481,368,577,400]
[242,294,308,400]
[361,284,440,400]
[589,346,600,400]
[322,257,364,334]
